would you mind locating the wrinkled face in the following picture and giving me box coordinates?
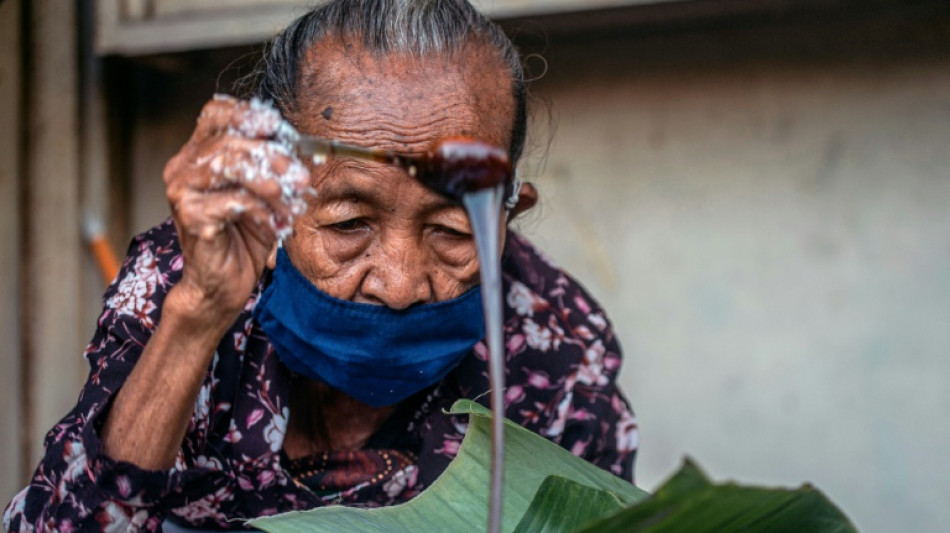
[282,37,516,308]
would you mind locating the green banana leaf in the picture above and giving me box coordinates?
[510,476,625,533]
[249,399,646,533]
[573,459,859,533]
[249,400,858,533]
[509,462,858,533]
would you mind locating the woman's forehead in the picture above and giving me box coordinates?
[291,38,515,155]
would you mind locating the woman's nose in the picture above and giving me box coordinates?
[358,243,433,310]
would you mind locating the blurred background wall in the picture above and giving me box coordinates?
[1,1,948,532]
[523,11,950,533]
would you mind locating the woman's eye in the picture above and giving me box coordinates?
[329,219,369,233]
[434,225,471,238]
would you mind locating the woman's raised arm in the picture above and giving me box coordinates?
[102,96,309,469]
[4,96,310,532]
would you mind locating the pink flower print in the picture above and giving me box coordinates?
[258,469,277,489]
[577,340,608,386]
[115,475,132,499]
[247,408,265,428]
[4,489,27,527]
[90,356,109,386]
[506,333,526,354]
[192,382,212,426]
[505,384,525,405]
[225,418,243,443]
[472,341,489,361]
[106,248,164,329]
[107,272,158,329]
[96,501,137,533]
[263,407,289,453]
[615,408,639,454]
[174,449,187,472]
[170,254,184,271]
[383,465,418,499]
[587,312,608,332]
[237,475,255,491]
[61,440,88,484]
[541,393,572,438]
[574,324,596,341]
[507,281,540,316]
[526,370,552,389]
[571,437,592,457]
[569,408,597,422]
[48,419,72,444]
[244,291,260,311]
[214,402,231,416]
[544,315,566,351]
[82,340,97,360]
[435,437,461,457]
[233,331,247,351]
[523,319,552,351]
[194,455,224,471]
[574,295,591,314]
[134,245,161,278]
[519,407,541,426]
[96,308,113,328]
[171,486,233,524]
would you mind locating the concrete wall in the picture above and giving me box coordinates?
[517,11,950,533]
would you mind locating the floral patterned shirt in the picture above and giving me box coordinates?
[4,219,638,532]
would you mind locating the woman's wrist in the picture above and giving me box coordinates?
[162,282,241,347]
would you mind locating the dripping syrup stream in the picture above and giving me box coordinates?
[463,186,506,533]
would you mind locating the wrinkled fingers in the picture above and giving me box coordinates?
[174,189,284,244]
[166,95,312,240]
[168,141,311,235]
[194,136,310,210]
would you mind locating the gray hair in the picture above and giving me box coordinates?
[250,0,528,168]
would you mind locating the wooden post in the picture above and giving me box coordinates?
[0,0,26,503]
[22,0,88,471]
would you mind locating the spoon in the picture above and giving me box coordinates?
[293,135,512,201]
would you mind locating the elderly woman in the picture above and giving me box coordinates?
[4,1,637,531]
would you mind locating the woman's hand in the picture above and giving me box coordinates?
[163,95,310,331]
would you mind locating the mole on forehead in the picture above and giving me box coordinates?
[306,61,477,110]
[300,81,506,145]
[293,38,513,145]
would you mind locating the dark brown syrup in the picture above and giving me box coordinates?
[408,137,512,201]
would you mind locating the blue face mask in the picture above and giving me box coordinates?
[253,248,486,407]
